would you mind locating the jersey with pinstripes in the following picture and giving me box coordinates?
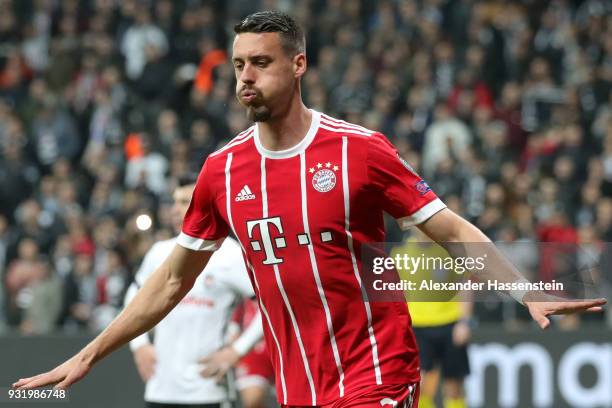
[178,110,447,406]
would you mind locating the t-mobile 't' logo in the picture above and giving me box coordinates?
[246,217,286,265]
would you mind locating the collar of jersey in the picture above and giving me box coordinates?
[254,109,321,159]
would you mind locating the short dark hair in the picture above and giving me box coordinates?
[234,10,305,56]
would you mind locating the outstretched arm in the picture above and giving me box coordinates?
[418,208,606,329]
[123,281,157,382]
[13,244,213,390]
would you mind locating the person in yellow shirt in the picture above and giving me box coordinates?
[392,230,471,408]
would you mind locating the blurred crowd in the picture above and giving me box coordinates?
[0,0,611,334]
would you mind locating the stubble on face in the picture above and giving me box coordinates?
[238,86,272,122]
[248,105,272,122]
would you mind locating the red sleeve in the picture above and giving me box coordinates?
[177,158,229,251]
[367,133,446,229]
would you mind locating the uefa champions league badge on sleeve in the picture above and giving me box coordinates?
[415,180,431,196]
[309,162,340,193]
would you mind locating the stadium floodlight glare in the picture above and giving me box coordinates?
[135,214,153,231]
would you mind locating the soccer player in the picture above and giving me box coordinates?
[14,10,606,408]
[123,177,264,408]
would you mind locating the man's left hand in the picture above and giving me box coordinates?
[525,295,606,329]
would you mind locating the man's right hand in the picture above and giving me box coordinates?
[133,344,157,381]
[12,351,94,390]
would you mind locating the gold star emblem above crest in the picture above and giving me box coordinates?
[317,163,323,169]
[333,165,339,171]
[309,167,315,173]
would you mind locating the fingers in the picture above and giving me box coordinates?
[137,362,155,381]
[200,365,216,378]
[15,376,40,389]
[200,362,229,380]
[53,370,80,391]
[199,354,215,376]
[138,367,152,382]
[214,369,227,383]
[12,378,31,388]
[528,297,607,329]
[536,315,550,330]
[567,299,607,311]
[544,299,607,316]
[53,381,69,390]
[14,373,57,390]
[13,373,47,388]
[146,365,155,380]
[529,308,551,329]
[202,364,228,382]
[574,299,607,309]
[561,302,605,314]
[53,371,76,391]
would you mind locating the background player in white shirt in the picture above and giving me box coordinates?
[124,177,264,408]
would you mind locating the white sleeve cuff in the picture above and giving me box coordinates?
[129,334,151,351]
[232,314,264,357]
[398,198,447,229]
[225,321,241,341]
[176,232,225,251]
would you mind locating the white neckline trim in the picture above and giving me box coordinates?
[254,109,320,159]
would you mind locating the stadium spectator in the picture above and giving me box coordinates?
[4,237,41,326]
[121,4,168,80]
[18,256,63,335]
[124,132,169,196]
[30,95,80,167]
[422,102,472,178]
[60,252,97,331]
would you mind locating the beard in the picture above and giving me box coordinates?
[247,105,272,122]
[238,86,272,122]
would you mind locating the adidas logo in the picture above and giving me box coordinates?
[235,185,256,202]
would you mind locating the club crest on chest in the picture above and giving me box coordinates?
[308,162,340,193]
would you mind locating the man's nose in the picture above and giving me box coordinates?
[240,63,256,84]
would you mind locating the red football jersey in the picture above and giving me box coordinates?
[178,110,446,406]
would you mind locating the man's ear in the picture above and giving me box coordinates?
[294,53,307,78]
